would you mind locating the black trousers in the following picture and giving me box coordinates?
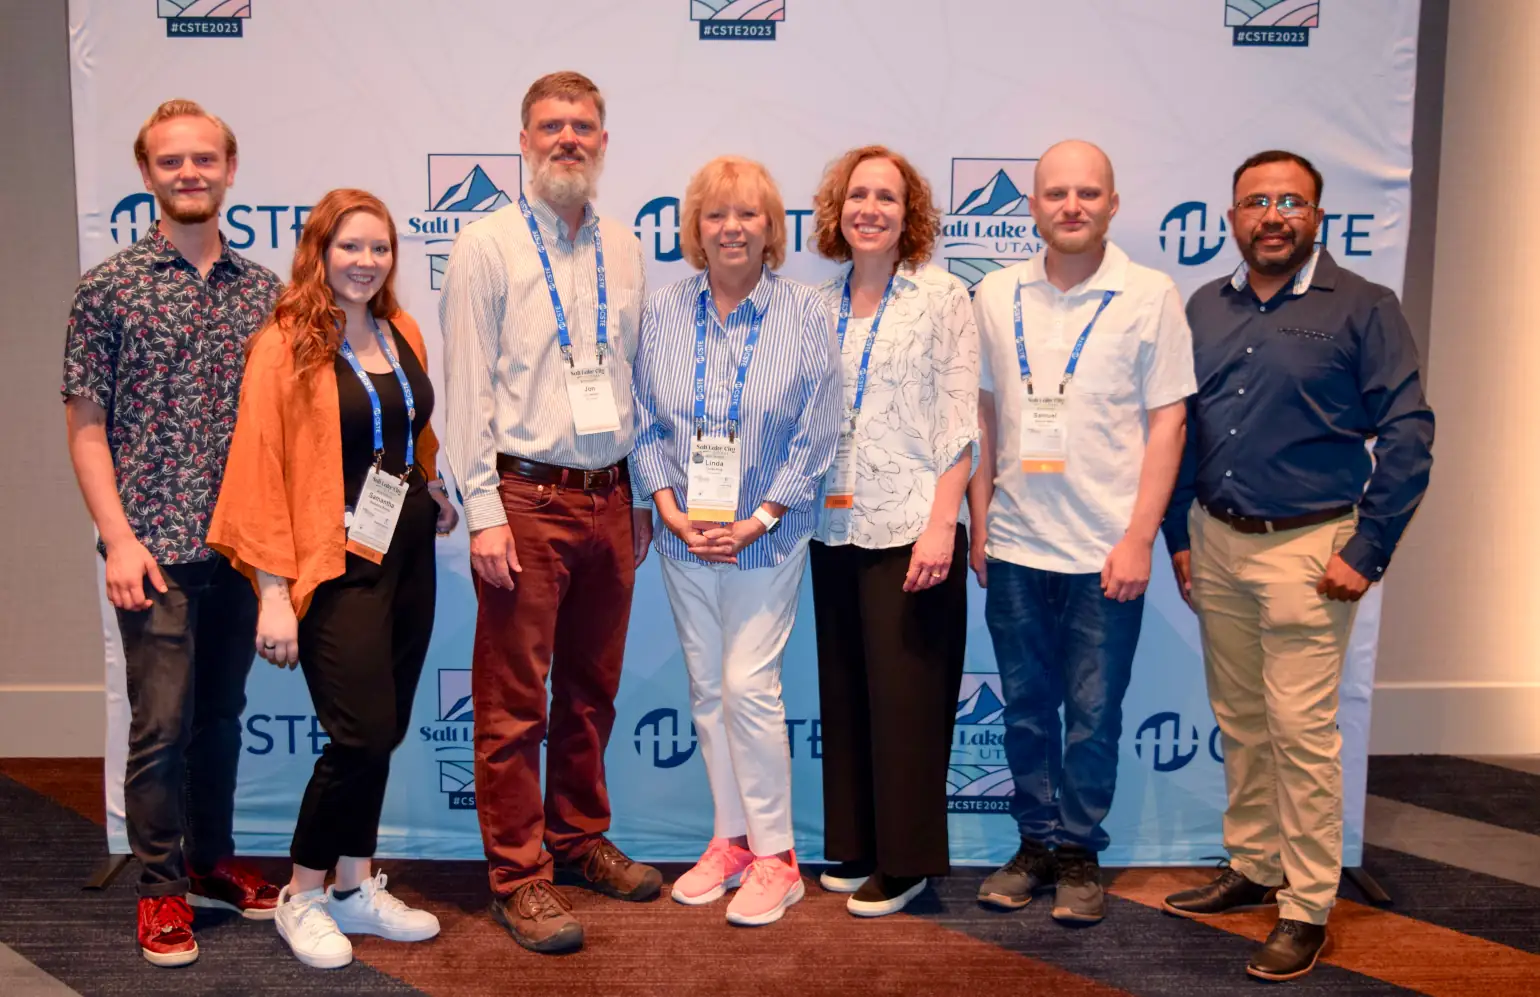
[117,554,258,895]
[810,526,968,877]
[291,490,437,871]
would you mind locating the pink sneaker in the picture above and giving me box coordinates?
[725,852,805,926]
[672,838,754,906]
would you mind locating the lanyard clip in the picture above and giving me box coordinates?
[1025,378,1035,397]
[560,343,575,368]
[595,341,608,366]
[728,420,738,444]
[695,421,704,442]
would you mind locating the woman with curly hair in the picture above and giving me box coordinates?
[208,188,457,968]
[806,146,980,917]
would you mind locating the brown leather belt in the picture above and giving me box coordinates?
[496,454,627,491]
[1203,503,1354,535]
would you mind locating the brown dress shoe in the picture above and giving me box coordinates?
[489,880,583,954]
[559,837,663,901]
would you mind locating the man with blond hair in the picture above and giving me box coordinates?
[63,99,282,967]
[967,140,1194,925]
[441,70,659,955]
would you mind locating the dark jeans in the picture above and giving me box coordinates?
[811,528,968,878]
[292,488,437,871]
[116,554,257,896]
[983,560,1143,852]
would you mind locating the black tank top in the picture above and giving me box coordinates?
[334,323,435,506]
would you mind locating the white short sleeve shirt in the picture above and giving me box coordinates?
[975,242,1196,574]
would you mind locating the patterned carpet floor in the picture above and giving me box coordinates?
[0,757,1537,996]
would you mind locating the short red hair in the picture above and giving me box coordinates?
[269,189,401,373]
[812,145,939,268]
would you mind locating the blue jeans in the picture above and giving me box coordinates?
[984,560,1143,852]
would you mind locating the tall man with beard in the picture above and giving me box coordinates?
[967,140,1194,924]
[63,100,282,967]
[440,71,660,955]
[1161,151,1433,982]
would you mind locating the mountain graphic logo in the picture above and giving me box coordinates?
[426,154,522,214]
[692,0,784,21]
[159,0,250,36]
[159,0,250,17]
[1226,0,1319,46]
[433,165,512,212]
[438,670,473,722]
[956,682,1005,725]
[955,170,1031,216]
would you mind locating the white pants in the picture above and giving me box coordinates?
[659,539,809,856]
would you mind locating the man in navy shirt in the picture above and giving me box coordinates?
[1159,151,1433,983]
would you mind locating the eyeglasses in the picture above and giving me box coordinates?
[1234,193,1317,218]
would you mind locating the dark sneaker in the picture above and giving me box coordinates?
[847,872,927,918]
[137,896,198,967]
[1163,868,1280,920]
[188,856,281,921]
[490,880,584,954]
[978,838,1056,910]
[558,837,663,902]
[1051,846,1104,923]
[819,859,874,894]
[1247,918,1330,981]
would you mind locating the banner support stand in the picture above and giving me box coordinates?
[1342,865,1392,906]
[82,853,131,891]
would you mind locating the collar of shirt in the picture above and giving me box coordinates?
[1226,245,1334,300]
[1018,240,1130,297]
[524,187,596,245]
[143,222,246,276]
[696,264,777,324]
[829,259,921,297]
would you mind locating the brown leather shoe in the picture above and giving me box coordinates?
[558,837,663,901]
[489,880,583,954]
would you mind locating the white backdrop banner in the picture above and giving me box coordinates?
[74,0,1419,866]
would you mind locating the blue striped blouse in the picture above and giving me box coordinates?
[631,267,841,569]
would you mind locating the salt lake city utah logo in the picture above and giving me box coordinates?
[947,665,1012,813]
[423,669,476,810]
[1227,0,1319,47]
[159,0,249,37]
[942,158,1043,293]
[411,154,522,290]
[692,0,784,41]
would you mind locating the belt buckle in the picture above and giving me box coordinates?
[583,468,609,490]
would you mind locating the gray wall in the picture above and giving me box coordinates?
[0,0,107,755]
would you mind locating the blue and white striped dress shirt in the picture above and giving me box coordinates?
[631,267,842,569]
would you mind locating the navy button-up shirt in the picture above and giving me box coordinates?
[1161,249,1434,579]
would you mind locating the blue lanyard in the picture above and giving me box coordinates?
[518,193,608,366]
[694,289,766,442]
[836,272,897,423]
[338,317,416,474]
[1013,286,1115,395]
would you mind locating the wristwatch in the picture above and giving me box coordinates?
[751,507,781,533]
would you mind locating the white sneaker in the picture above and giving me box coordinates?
[275,886,353,970]
[327,871,440,942]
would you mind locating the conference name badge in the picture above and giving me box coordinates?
[345,467,410,564]
[565,365,621,436]
[686,435,741,522]
[823,431,856,509]
[1019,395,1068,474]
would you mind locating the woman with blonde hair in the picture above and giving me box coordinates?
[209,188,457,968]
[807,146,979,916]
[631,156,841,926]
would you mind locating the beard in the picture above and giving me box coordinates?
[1241,223,1318,276]
[156,189,221,225]
[531,146,604,208]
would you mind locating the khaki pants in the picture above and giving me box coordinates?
[1189,506,1358,925]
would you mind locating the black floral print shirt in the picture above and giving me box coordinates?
[62,224,281,563]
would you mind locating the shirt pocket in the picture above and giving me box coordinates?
[1070,324,1138,400]
[1272,326,1347,378]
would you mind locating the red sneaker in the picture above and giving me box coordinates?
[188,857,280,920]
[138,896,198,967]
